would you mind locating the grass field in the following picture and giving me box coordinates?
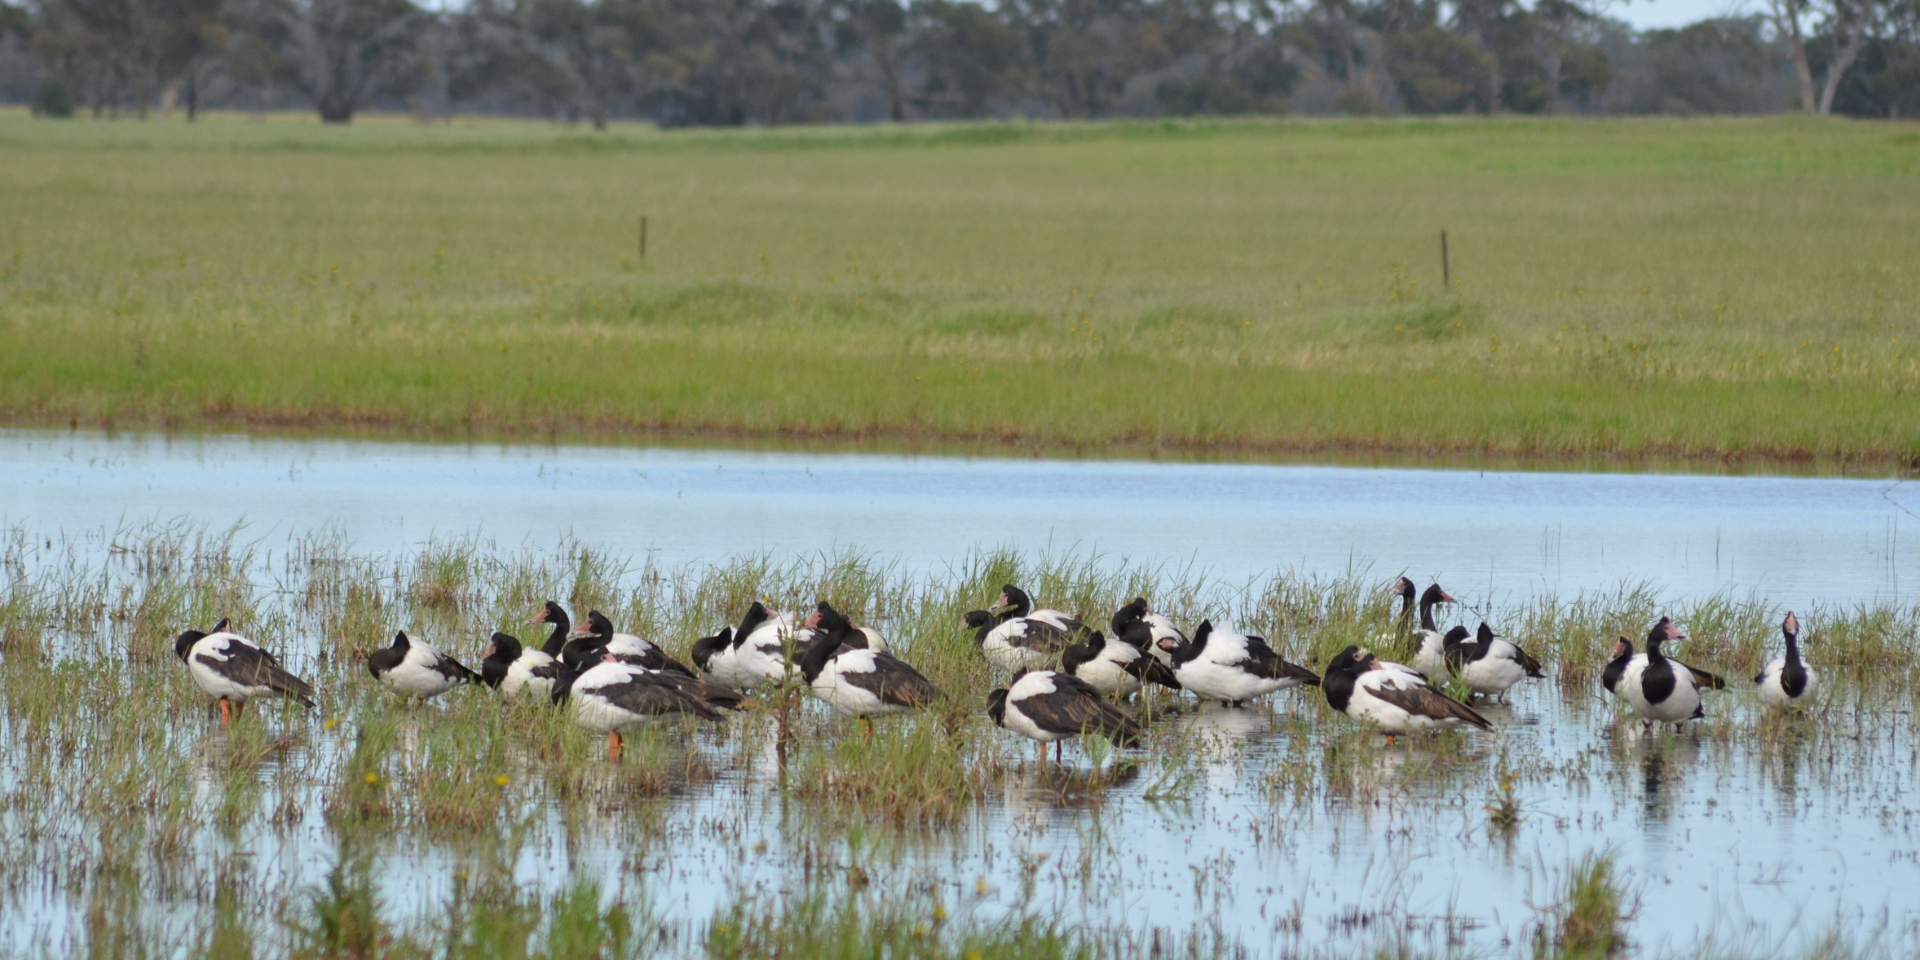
[2,110,1918,467]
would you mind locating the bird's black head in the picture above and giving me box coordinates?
[532,601,567,626]
[1110,597,1149,634]
[173,629,207,661]
[994,584,1031,614]
[585,611,615,637]
[1781,611,1799,641]
[1610,636,1633,660]
[691,626,734,671]
[1476,622,1495,644]
[963,610,990,628]
[1324,645,1367,678]
[1444,625,1472,647]
[810,601,853,638]
[1392,577,1416,601]
[391,631,411,651]
[1419,584,1453,606]
[210,618,230,634]
[733,602,771,647]
[1647,616,1684,645]
[986,688,1009,727]
[486,632,521,662]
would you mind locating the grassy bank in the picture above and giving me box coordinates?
[1,113,1918,466]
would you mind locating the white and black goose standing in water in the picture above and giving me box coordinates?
[1445,622,1546,701]
[1756,611,1819,711]
[724,601,814,689]
[974,584,1087,673]
[1614,617,1718,727]
[1110,598,1190,672]
[1063,621,1181,697]
[551,652,724,761]
[563,611,695,677]
[1602,635,1724,701]
[479,632,561,699]
[689,625,739,683]
[1156,620,1319,708]
[1321,646,1491,742]
[1408,583,1458,678]
[174,619,315,725]
[799,602,941,734]
[368,631,477,701]
[988,669,1142,762]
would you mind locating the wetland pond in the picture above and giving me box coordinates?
[2,429,1919,957]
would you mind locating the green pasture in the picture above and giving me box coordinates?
[2,110,1917,466]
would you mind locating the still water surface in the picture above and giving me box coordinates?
[1,430,1912,604]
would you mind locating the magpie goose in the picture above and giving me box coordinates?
[689,625,739,683]
[1408,583,1457,678]
[551,653,724,761]
[976,584,1086,673]
[173,619,315,725]
[1616,617,1712,725]
[1445,622,1545,700]
[368,631,476,700]
[1603,635,1725,701]
[728,601,813,688]
[1756,611,1819,711]
[563,611,693,677]
[988,669,1141,762]
[1110,597,1189,672]
[1322,646,1491,741]
[800,602,940,732]
[1061,630,1141,698]
[1156,620,1319,707]
[479,632,560,698]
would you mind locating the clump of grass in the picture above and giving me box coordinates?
[790,709,992,826]
[1537,851,1633,960]
[705,883,1094,960]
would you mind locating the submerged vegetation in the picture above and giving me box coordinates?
[1,522,1919,956]
[1,115,1917,465]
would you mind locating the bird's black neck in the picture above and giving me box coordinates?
[541,608,570,658]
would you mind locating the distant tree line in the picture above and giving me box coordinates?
[0,0,1916,123]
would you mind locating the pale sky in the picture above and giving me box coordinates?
[1606,0,1759,29]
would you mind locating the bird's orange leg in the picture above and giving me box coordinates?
[861,716,874,739]
[1385,734,1395,746]
[218,699,232,727]
[607,731,622,763]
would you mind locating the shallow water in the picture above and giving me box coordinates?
[4,429,1920,957]
[1,429,1912,605]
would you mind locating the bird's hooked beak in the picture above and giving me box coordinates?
[1783,611,1799,636]
[530,607,550,624]
[1155,636,1179,652]
[804,609,822,629]
[566,625,593,640]
[1664,621,1688,641]
[483,641,498,659]
[993,591,1009,609]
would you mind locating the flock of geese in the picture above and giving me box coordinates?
[168,577,1821,761]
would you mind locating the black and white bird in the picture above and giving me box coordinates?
[563,611,694,677]
[1602,635,1724,699]
[1408,583,1458,678]
[799,602,940,732]
[1445,622,1546,700]
[368,631,477,701]
[1321,646,1491,741]
[1756,611,1819,711]
[988,669,1142,761]
[724,602,813,689]
[1612,617,1716,726]
[1156,620,1320,707]
[551,652,725,761]
[689,625,738,680]
[974,584,1086,673]
[173,619,315,725]
[479,632,560,699]
[1110,597,1190,672]
[1063,622,1180,697]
